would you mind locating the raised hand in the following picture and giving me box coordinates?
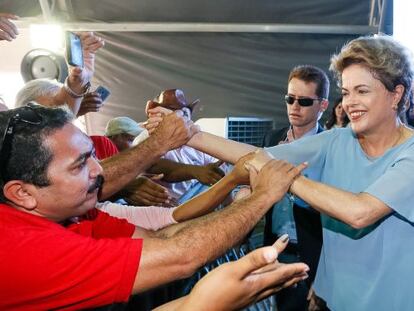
[67,32,104,93]
[143,105,174,134]
[249,159,307,204]
[76,92,104,116]
[150,110,199,153]
[0,13,18,41]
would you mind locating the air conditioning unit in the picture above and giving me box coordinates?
[195,117,274,147]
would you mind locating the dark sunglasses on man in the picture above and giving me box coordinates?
[0,104,43,181]
[284,95,324,107]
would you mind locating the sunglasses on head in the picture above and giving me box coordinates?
[0,105,42,181]
[284,95,323,107]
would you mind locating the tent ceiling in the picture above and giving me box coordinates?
[2,0,380,34]
[0,0,387,135]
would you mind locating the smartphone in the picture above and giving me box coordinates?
[65,32,83,67]
[95,86,111,102]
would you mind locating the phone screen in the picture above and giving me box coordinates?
[95,86,111,102]
[66,32,83,67]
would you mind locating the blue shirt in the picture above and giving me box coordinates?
[271,123,320,242]
[266,127,414,311]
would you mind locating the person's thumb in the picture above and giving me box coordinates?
[272,234,290,254]
[295,161,308,174]
[245,163,258,188]
[236,246,279,278]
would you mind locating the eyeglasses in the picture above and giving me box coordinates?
[0,105,42,181]
[284,95,324,107]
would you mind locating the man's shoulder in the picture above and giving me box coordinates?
[0,203,60,230]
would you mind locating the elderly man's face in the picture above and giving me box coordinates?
[31,123,103,222]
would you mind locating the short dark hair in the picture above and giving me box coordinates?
[288,65,330,100]
[0,105,72,201]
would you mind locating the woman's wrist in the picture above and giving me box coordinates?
[289,174,305,195]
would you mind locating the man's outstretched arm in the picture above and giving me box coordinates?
[148,158,225,185]
[99,112,197,200]
[144,106,257,164]
[131,159,307,293]
[154,235,309,311]
[172,153,252,222]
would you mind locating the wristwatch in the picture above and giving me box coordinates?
[63,77,91,98]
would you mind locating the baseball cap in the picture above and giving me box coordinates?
[105,117,143,137]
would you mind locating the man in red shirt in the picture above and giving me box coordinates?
[0,105,308,310]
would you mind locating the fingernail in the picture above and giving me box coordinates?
[302,274,309,280]
[264,247,278,263]
[280,233,289,243]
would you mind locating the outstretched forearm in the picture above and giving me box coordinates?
[132,159,303,294]
[153,296,187,311]
[172,172,238,222]
[290,175,392,229]
[160,190,270,241]
[99,136,167,200]
[147,158,199,182]
[133,190,274,293]
[99,112,195,200]
[187,131,256,164]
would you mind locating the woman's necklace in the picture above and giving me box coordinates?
[360,125,404,157]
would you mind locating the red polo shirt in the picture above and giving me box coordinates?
[90,135,119,160]
[0,204,142,310]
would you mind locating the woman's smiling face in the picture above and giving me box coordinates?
[341,64,401,136]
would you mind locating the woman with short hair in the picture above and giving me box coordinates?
[179,35,414,310]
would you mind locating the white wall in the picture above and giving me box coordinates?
[0,28,32,108]
[394,0,414,53]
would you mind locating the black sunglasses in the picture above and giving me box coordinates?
[284,95,323,107]
[0,105,42,181]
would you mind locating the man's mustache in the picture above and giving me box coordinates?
[87,175,104,194]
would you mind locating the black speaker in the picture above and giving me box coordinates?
[20,49,68,83]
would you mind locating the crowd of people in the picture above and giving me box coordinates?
[1,11,414,311]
